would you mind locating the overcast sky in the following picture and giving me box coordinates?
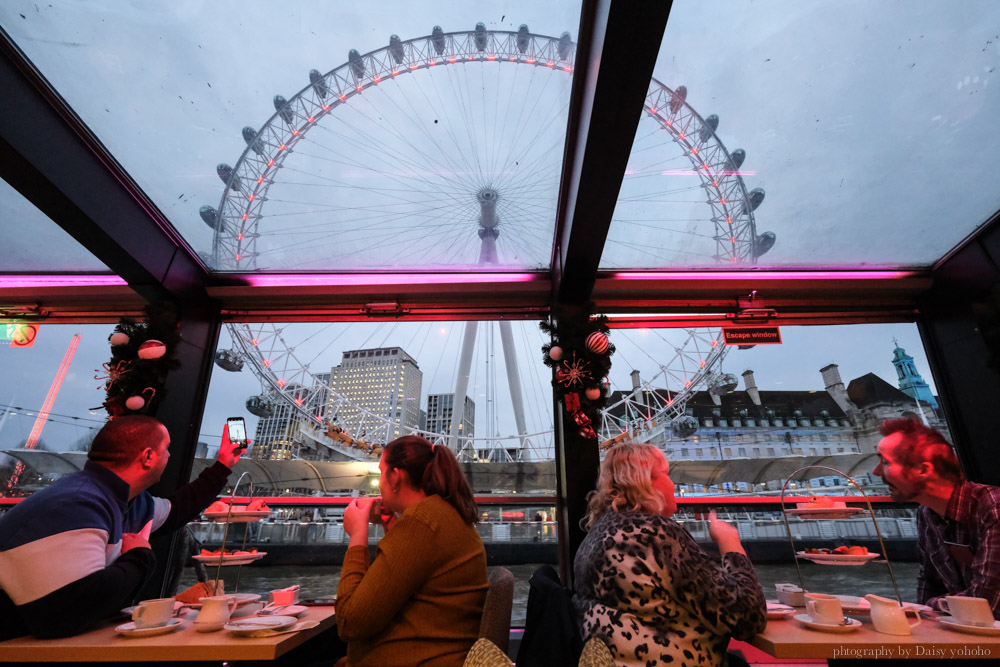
[1,1,994,455]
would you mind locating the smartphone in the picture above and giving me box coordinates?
[300,598,337,606]
[227,417,248,450]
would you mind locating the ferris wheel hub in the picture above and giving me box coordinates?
[477,187,500,230]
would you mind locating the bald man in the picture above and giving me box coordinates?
[0,416,243,639]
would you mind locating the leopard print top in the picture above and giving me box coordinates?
[572,511,766,667]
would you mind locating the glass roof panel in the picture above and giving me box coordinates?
[0,1,582,272]
[603,0,1000,270]
[0,178,111,273]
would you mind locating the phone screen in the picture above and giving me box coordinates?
[227,417,248,448]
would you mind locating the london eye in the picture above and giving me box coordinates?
[203,23,772,460]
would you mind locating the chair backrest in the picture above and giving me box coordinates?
[464,638,514,667]
[515,564,583,667]
[577,637,614,667]
[479,566,515,653]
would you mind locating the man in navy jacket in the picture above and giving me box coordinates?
[0,416,243,639]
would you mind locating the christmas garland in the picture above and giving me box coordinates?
[540,303,615,440]
[96,302,181,418]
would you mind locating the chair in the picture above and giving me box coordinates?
[464,637,514,667]
[577,637,614,667]
[515,564,583,667]
[479,566,515,654]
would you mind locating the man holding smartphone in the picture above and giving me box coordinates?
[0,415,246,639]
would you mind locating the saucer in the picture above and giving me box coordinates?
[766,603,796,620]
[937,617,1000,636]
[115,618,182,637]
[225,615,298,635]
[793,614,862,633]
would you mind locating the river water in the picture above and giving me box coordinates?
[179,561,920,626]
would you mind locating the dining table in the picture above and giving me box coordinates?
[0,605,337,662]
[751,612,1000,660]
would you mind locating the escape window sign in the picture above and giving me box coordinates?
[722,326,781,345]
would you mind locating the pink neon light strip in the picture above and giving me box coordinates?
[241,273,543,287]
[609,270,920,281]
[0,275,127,288]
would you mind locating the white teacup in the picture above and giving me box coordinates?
[940,596,995,627]
[132,597,175,629]
[804,593,843,625]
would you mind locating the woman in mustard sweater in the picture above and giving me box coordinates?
[337,436,489,666]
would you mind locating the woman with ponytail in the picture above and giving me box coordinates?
[336,436,488,666]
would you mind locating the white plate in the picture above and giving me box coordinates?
[767,606,797,620]
[796,551,880,566]
[258,604,308,617]
[937,617,1000,636]
[202,510,272,523]
[793,614,862,633]
[194,552,266,566]
[187,593,262,609]
[225,615,297,635]
[115,618,183,637]
[120,600,185,616]
[786,508,866,519]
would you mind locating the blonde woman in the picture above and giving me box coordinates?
[572,442,766,667]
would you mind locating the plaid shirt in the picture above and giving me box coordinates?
[918,481,1000,615]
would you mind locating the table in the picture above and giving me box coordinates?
[751,615,1000,660]
[0,606,336,662]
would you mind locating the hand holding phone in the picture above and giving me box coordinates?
[227,417,248,450]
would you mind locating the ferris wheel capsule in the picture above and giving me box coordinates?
[741,187,766,215]
[669,85,688,115]
[432,26,445,55]
[389,35,405,64]
[754,231,776,258]
[273,95,294,124]
[672,415,699,439]
[474,23,487,52]
[558,32,573,61]
[309,69,329,99]
[728,148,746,171]
[242,126,265,155]
[710,372,739,395]
[699,114,719,143]
[246,394,275,418]
[516,25,530,53]
[348,49,365,79]
[214,348,244,372]
[216,163,241,192]
[199,205,223,231]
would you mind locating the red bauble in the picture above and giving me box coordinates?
[585,331,610,354]
[138,339,167,360]
[585,387,602,401]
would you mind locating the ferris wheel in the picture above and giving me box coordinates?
[204,23,773,460]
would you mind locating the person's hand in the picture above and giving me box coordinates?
[343,497,376,544]
[708,510,746,556]
[217,423,247,469]
[121,532,151,553]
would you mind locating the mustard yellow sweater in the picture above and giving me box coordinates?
[336,494,489,666]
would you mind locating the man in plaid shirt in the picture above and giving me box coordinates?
[873,417,1000,616]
